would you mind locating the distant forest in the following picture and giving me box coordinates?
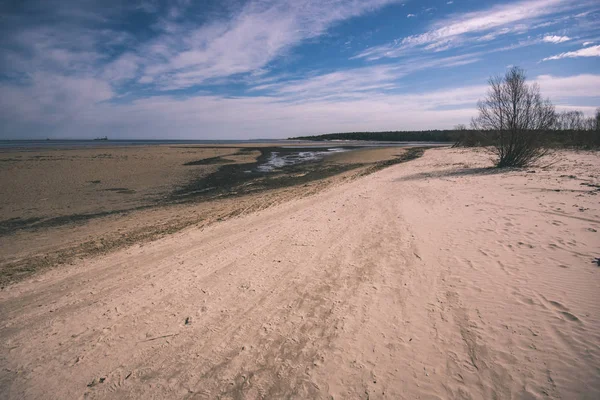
[291,128,600,148]
[290,130,459,142]
[291,108,600,149]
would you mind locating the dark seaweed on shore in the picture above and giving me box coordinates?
[170,147,356,202]
[183,156,233,166]
[0,147,424,237]
[169,146,424,202]
[0,147,424,285]
[0,208,151,236]
[0,217,43,235]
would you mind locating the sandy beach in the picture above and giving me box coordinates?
[1,147,599,399]
[0,144,416,284]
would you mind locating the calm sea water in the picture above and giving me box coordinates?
[257,148,349,172]
[0,139,296,150]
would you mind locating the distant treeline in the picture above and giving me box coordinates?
[291,109,600,149]
[455,109,600,149]
[453,129,600,149]
[290,130,459,142]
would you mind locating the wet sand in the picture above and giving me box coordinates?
[0,146,258,223]
[0,144,419,285]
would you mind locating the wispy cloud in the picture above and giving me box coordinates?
[2,0,401,91]
[402,0,565,46]
[542,45,600,61]
[3,68,598,140]
[355,0,571,60]
[1,0,598,139]
[136,0,401,90]
[0,83,485,139]
[250,53,481,102]
[535,74,600,97]
[0,73,113,129]
[543,35,570,43]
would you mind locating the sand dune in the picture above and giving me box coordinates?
[1,148,599,399]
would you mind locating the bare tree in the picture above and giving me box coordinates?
[552,108,600,147]
[594,108,600,147]
[583,116,595,131]
[555,110,585,130]
[471,67,555,167]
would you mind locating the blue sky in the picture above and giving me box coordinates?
[0,0,599,139]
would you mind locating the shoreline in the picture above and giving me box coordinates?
[0,145,425,286]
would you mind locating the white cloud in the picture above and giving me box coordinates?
[542,35,570,43]
[355,0,570,60]
[476,28,512,42]
[582,41,593,46]
[251,54,481,102]
[3,71,598,140]
[2,0,401,94]
[407,14,416,18]
[0,84,483,139]
[137,0,401,89]
[102,53,142,83]
[252,65,400,97]
[1,0,598,140]
[410,0,565,45]
[535,74,600,98]
[0,73,113,128]
[4,27,105,77]
[554,105,599,116]
[542,45,600,61]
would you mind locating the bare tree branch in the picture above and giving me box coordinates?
[472,67,555,167]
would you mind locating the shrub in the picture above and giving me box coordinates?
[471,67,555,168]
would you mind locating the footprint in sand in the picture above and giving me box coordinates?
[561,311,580,322]
[549,300,567,310]
[549,301,581,323]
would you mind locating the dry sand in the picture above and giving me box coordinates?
[1,148,599,399]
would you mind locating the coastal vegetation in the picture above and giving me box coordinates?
[291,129,462,143]
[292,67,600,167]
[471,66,556,167]
[291,111,600,151]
